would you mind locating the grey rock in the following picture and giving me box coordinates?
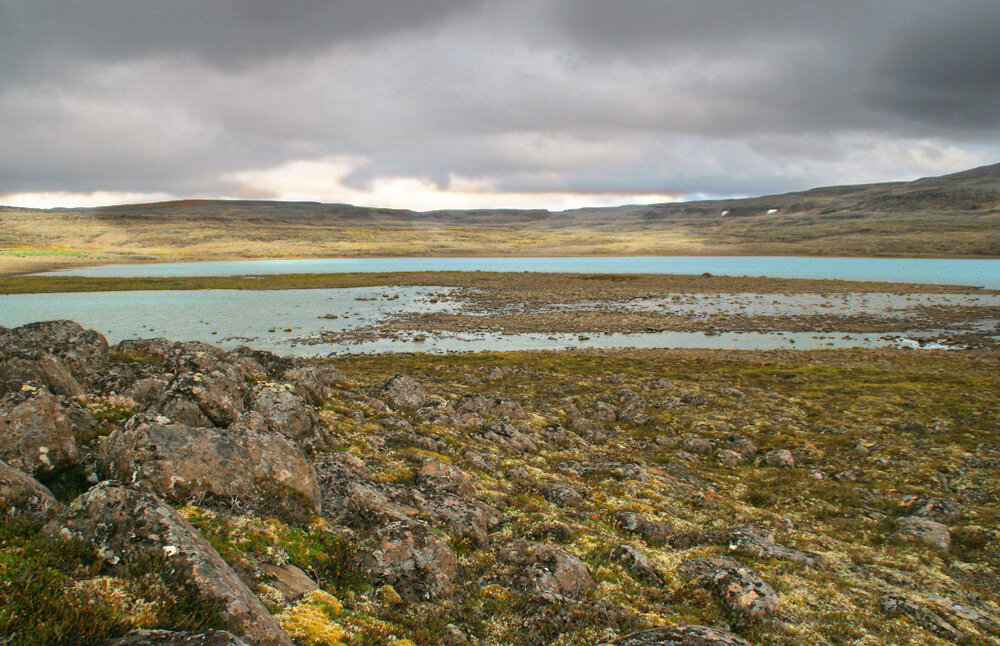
[380,373,427,410]
[891,516,951,551]
[602,625,752,646]
[98,415,321,515]
[670,525,827,568]
[363,520,459,600]
[247,383,326,452]
[0,459,62,521]
[44,482,292,645]
[761,449,794,468]
[108,630,251,645]
[610,544,663,584]
[498,540,595,599]
[0,387,79,478]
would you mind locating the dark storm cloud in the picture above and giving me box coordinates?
[0,0,997,205]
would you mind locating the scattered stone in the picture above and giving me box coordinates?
[380,373,427,410]
[614,511,674,546]
[899,495,961,523]
[761,449,795,468]
[610,544,663,584]
[498,540,595,599]
[0,459,62,521]
[670,525,827,568]
[108,630,251,645]
[682,563,778,625]
[591,401,618,423]
[881,594,963,642]
[259,563,319,602]
[601,625,752,646]
[891,516,951,551]
[680,438,715,455]
[363,520,459,600]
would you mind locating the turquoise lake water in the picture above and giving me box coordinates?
[38,256,1000,289]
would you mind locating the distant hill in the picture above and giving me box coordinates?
[2,163,998,274]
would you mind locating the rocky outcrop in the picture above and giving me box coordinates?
[680,560,778,625]
[0,459,62,521]
[601,625,752,646]
[98,415,321,515]
[498,540,595,599]
[109,630,251,646]
[0,320,110,385]
[362,520,459,600]
[43,482,292,646]
[247,383,326,452]
[380,373,427,410]
[0,387,79,478]
[670,525,827,568]
[891,516,952,551]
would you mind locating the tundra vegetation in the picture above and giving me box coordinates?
[1,320,997,645]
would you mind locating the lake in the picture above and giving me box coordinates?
[37,256,1000,289]
[3,285,991,356]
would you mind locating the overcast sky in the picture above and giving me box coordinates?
[2,0,999,210]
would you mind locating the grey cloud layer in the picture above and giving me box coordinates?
[1,0,997,199]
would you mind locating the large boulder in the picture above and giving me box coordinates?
[681,562,778,625]
[0,320,109,384]
[600,625,752,646]
[247,383,326,452]
[43,483,292,646]
[0,355,84,398]
[380,374,427,410]
[155,372,246,428]
[98,415,321,516]
[891,516,952,551]
[362,520,459,601]
[0,388,79,478]
[498,540,595,599]
[0,460,62,521]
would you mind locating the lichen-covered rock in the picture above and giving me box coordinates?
[761,449,795,468]
[0,320,110,385]
[416,458,475,497]
[670,525,827,568]
[455,393,526,420]
[478,420,538,453]
[98,415,321,515]
[0,387,79,478]
[891,516,951,551]
[880,594,963,642]
[281,364,345,405]
[724,434,758,458]
[43,482,292,646]
[522,593,639,646]
[380,373,427,410]
[613,511,674,546]
[0,459,62,521]
[600,625,752,646]
[541,482,585,507]
[899,495,961,524]
[611,544,663,584]
[498,540,595,599]
[247,383,326,452]
[363,520,459,600]
[561,461,650,482]
[156,371,246,428]
[0,355,84,398]
[109,630,251,645]
[682,563,778,625]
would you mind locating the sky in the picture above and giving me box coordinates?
[1,0,999,211]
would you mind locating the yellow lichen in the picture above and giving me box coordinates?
[277,590,348,646]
